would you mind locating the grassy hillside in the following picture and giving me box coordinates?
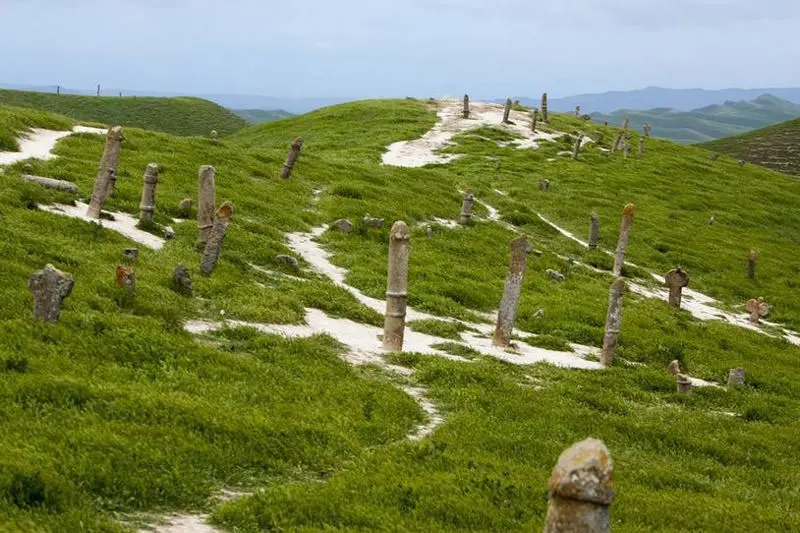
[1,99,800,531]
[0,88,248,136]
[589,94,800,144]
[700,117,800,177]
[231,108,294,124]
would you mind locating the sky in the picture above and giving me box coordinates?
[2,0,800,99]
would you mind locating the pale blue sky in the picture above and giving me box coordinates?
[2,0,799,98]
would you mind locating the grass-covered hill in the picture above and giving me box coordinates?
[0,88,248,136]
[699,117,800,177]
[589,94,800,144]
[231,108,294,124]
[1,98,800,532]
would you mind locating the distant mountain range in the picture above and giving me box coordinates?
[231,108,294,124]
[588,94,800,144]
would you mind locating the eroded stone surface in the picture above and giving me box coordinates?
[27,264,74,323]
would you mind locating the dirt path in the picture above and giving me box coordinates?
[0,125,105,166]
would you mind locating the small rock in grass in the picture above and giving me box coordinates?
[533,309,544,319]
[177,197,192,218]
[171,264,192,296]
[164,226,176,239]
[276,255,299,268]
[333,219,354,233]
[122,248,138,262]
[546,269,565,281]
[426,225,433,237]
[363,215,384,228]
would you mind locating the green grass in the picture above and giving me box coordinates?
[700,116,800,177]
[0,104,73,151]
[231,108,294,124]
[0,88,247,136]
[2,97,800,531]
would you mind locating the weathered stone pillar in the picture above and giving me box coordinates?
[727,368,745,388]
[172,264,193,296]
[665,267,690,309]
[572,135,581,160]
[611,132,623,154]
[463,94,470,119]
[502,98,512,123]
[27,264,74,323]
[138,163,159,222]
[621,117,629,130]
[601,277,625,366]
[280,137,304,180]
[493,235,532,347]
[638,138,644,158]
[86,125,124,218]
[383,221,410,351]
[623,143,631,159]
[541,92,549,122]
[667,360,681,375]
[200,201,234,275]
[543,438,614,533]
[197,165,216,245]
[676,374,693,394]
[539,179,550,192]
[643,123,651,137]
[115,265,136,298]
[588,212,600,250]
[22,175,78,193]
[747,250,756,279]
[531,108,539,132]
[612,204,634,276]
[575,105,581,117]
[459,190,474,225]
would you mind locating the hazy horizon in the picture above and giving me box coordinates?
[2,1,799,100]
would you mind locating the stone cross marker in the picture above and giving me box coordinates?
[543,438,615,533]
[746,297,769,324]
[664,267,690,309]
[197,165,216,245]
[727,368,745,388]
[459,190,474,225]
[612,204,634,276]
[502,98,512,123]
[280,137,304,180]
[86,125,124,218]
[138,163,159,222]
[638,138,644,158]
[541,92,549,122]
[572,135,582,160]
[463,94,470,119]
[531,108,539,132]
[588,212,600,250]
[27,264,74,323]
[747,250,757,279]
[200,201,234,275]
[493,235,532,348]
[383,221,410,351]
[643,123,652,137]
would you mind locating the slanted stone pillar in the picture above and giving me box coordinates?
[27,264,74,323]
[531,108,539,132]
[665,267,690,309]
[638,138,644,158]
[463,94,470,119]
[623,143,631,159]
[200,201,234,275]
[86,125,124,218]
[676,374,693,394]
[601,277,625,366]
[493,236,532,347]
[22,175,78,193]
[621,117,629,130]
[727,368,745,388]
[459,190,474,225]
[197,165,216,245]
[588,212,600,250]
[747,250,756,279]
[280,137,304,180]
[541,93,549,122]
[138,163,159,222]
[383,221,410,351]
[575,105,581,117]
[612,204,634,276]
[572,135,581,160]
[543,438,615,533]
[502,98,512,123]
[611,132,623,154]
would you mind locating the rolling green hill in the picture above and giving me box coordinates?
[699,117,800,177]
[0,88,248,136]
[1,99,800,531]
[231,108,294,124]
[590,94,800,144]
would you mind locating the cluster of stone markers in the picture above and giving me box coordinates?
[26,127,306,322]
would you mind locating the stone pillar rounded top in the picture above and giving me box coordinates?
[389,220,410,241]
[622,203,635,217]
[290,137,304,149]
[107,125,124,139]
[144,163,159,181]
[549,438,615,505]
[665,267,690,288]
